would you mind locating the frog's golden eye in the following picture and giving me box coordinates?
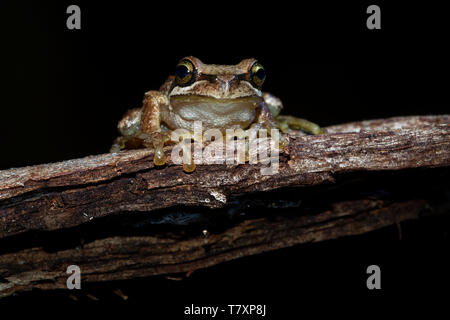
[250,62,266,88]
[175,59,196,86]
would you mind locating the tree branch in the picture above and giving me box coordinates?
[0,115,449,298]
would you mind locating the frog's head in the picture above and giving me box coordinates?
[167,56,266,117]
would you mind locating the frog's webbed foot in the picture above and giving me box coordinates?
[275,115,325,135]
[141,132,171,166]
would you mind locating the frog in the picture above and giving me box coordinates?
[110,56,323,172]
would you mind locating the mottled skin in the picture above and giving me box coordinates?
[111,56,323,171]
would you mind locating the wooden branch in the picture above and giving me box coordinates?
[0,115,449,298]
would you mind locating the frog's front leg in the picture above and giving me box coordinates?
[140,91,172,166]
[253,102,287,148]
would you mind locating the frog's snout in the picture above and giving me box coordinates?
[215,74,236,93]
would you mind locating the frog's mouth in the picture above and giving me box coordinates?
[170,95,263,118]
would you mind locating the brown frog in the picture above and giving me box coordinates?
[111,56,323,171]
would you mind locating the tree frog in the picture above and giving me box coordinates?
[111,56,323,171]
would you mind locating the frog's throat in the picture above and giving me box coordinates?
[170,95,263,115]
[166,95,262,130]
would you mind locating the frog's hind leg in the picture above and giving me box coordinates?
[262,92,324,135]
[110,136,126,153]
[110,136,144,152]
[110,108,144,152]
[275,115,324,135]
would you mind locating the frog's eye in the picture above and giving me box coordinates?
[175,59,196,86]
[250,62,266,88]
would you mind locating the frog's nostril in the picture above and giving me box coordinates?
[216,75,235,91]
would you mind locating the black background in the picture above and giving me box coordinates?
[1,0,449,315]
[3,0,449,169]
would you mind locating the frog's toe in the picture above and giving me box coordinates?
[244,143,250,162]
[310,124,325,135]
[182,162,196,173]
[181,148,196,173]
[153,146,166,166]
[141,132,171,166]
[110,137,127,153]
[316,127,326,135]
